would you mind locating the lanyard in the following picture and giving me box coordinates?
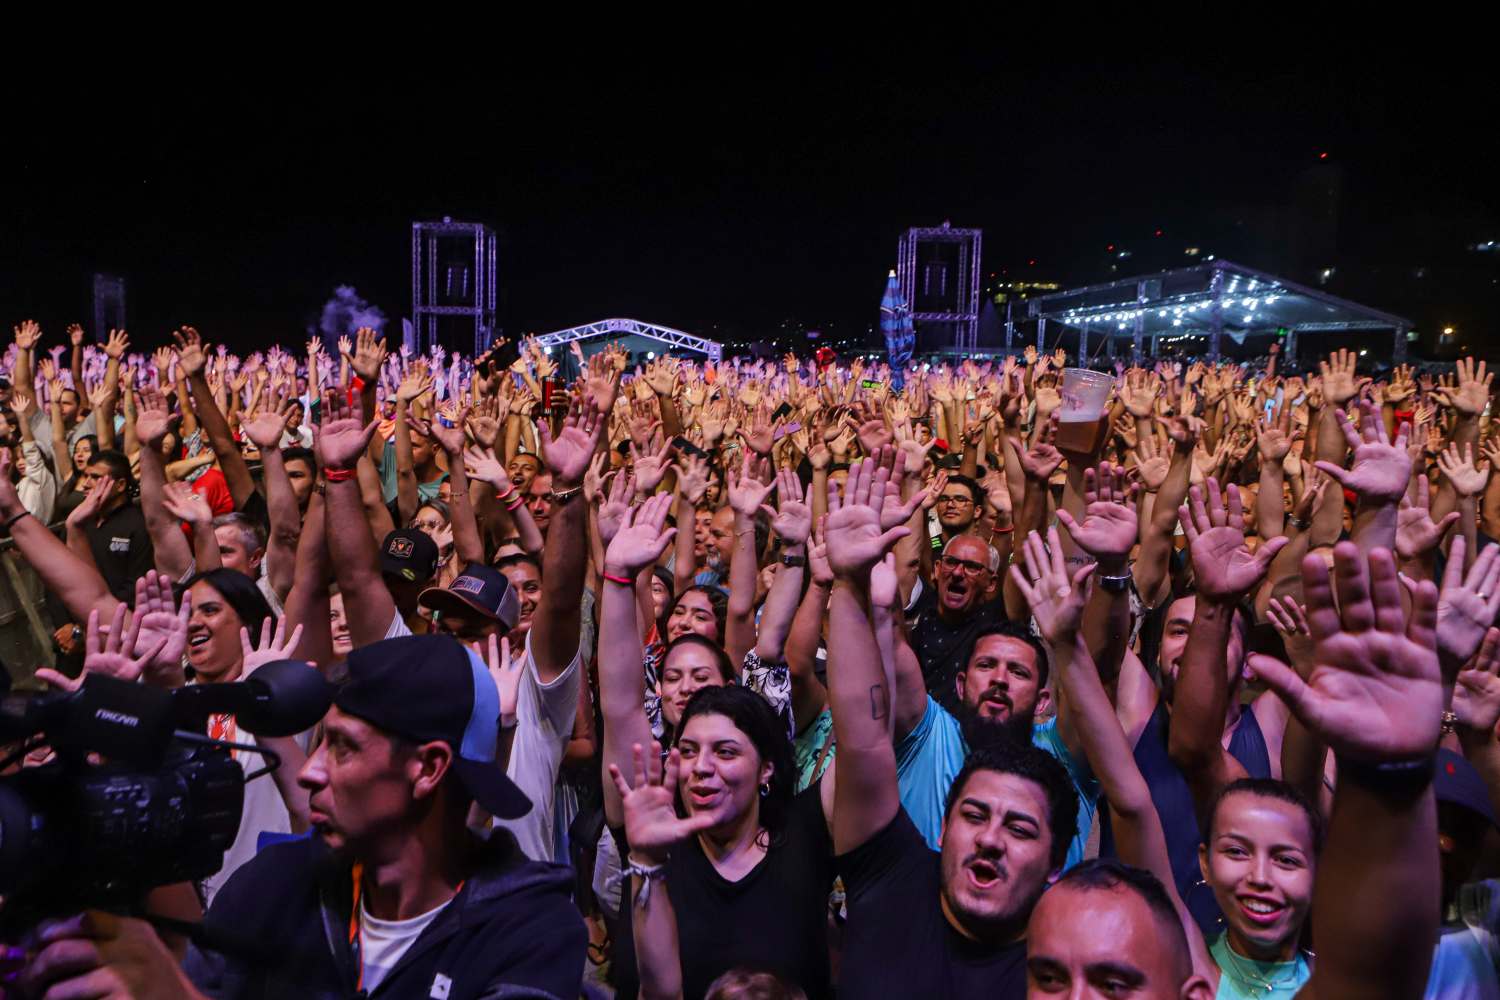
[208,713,235,745]
[347,863,464,994]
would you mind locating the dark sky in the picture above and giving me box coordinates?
[4,52,1495,352]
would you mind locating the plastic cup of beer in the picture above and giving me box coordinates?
[1054,368,1114,453]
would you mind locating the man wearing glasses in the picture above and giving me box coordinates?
[932,474,983,545]
[909,531,1006,717]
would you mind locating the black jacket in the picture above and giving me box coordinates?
[184,831,585,999]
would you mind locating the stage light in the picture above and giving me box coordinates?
[1173,319,1182,327]
[647,351,656,359]
[1319,152,1328,160]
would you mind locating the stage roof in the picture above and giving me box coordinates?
[1025,259,1412,360]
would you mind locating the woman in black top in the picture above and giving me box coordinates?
[598,483,858,1000]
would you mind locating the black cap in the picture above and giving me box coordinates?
[380,528,440,583]
[418,562,520,630]
[333,634,531,819]
[1437,748,1498,829]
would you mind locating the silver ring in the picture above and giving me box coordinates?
[1480,592,1489,602]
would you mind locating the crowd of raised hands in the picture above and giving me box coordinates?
[1,317,1496,999]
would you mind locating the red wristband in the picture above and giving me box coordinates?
[324,466,358,483]
[602,572,634,586]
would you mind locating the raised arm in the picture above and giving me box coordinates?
[723,451,776,669]
[1314,398,1408,557]
[533,394,608,682]
[240,394,302,601]
[598,493,677,827]
[754,466,811,663]
[1133,414,1199,608]
[1012,524,1215,978]
[1167,478,1287,819]
[427,409,485,567]
[1252,545,1443,1000]
[174,328,257,509]
[825,456,913,853]
[0,452,120,625]
[316,388,394,648]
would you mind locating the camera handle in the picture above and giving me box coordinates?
[172,730,283,783]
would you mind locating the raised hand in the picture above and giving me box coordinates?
[471,633,520,725]
[1453,629,1500,736]
[1256,401,1298,463]
[1017,412,1063,481]
[824,456,910,580]
[1438,441,1490,498]
[240,617,306,675]
[1252,544,1442,762]
[596,466,635,546]
[172,327,209,377]
[1010,525,1095,645]
[1179,478,1288,602]
[1056,462,1139,563]
[13,319,42,351]
[1414,535,1500,675]
[315,387,378,471]
[68,475,115,526]
[350,327,388,382]
[241,393,293,450]
[538,395,605,489]
[603,491,676,577]
[463,445,512,493]
[427,405,469,456]
[1432,357,1493,417]
[609,742,718,865]
[1395,475,1459,560]
[671,450,711,506]
[35,603,166,693]
[103,328,129,360]
[1313,398,1411,504]
[762,465,813,544]
[631,434,674,497]
[160,481,213,527]
[1318,348,1366,406]
[1134,432,1170,491]
[395,366,433,403]
[1120,368,1159,419]
[726,451,776,518]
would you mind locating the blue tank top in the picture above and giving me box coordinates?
[1129,699,1272,935]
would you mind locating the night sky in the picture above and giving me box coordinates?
[5,53,1495,354]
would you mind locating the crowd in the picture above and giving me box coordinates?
[0,321,1494,999]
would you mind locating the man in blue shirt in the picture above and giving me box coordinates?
[892,619,1099,868]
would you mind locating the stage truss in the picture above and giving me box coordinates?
[897,222,983,353]
[533,318,722,361]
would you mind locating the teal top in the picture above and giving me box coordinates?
[1211,933,1312,999]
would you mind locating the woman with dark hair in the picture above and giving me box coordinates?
[665,584,728,644]
[599,493,841,1000]
[179,567,310,904]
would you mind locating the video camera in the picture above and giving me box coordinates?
[0,661,332,938]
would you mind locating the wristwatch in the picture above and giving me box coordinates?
[1097,572,1132,594]
[781,554,807,568]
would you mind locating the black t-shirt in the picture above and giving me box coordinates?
[838,808,1026,1000]
[84,504,154,605]
[612,784,835,1000]
[909,586,1009,716]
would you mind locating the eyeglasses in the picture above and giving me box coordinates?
[937,495,974,507]
[940,555,990,575]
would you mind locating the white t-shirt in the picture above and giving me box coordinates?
[201,726,292,906]
[383,613,580,863]
[358,897,447,992]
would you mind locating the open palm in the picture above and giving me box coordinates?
[604,493,676,575]
[609,743,716,863]
[1254,545,1442,761]
[825,458,909,579]
[1180,478,1286,602]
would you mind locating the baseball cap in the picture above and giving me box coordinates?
[1437,748,1498,829]
[419,562,520,630]
[380,528,440,583]
[334,634,531,819]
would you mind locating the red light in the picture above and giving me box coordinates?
[1106,244,1115,252]
[1028,259,1037,266]
[1319,152,1328,160]
[1154,229,1163,237]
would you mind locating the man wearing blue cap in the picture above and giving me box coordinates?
[180,634,587,998]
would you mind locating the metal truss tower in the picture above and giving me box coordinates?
[411,218,498,356]
[897,222,982,354]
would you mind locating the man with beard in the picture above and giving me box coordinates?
[909,532,1008,715]
[824,463,1079,999]
[891,618,1099,867]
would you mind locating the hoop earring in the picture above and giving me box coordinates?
[759,782,770,798]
